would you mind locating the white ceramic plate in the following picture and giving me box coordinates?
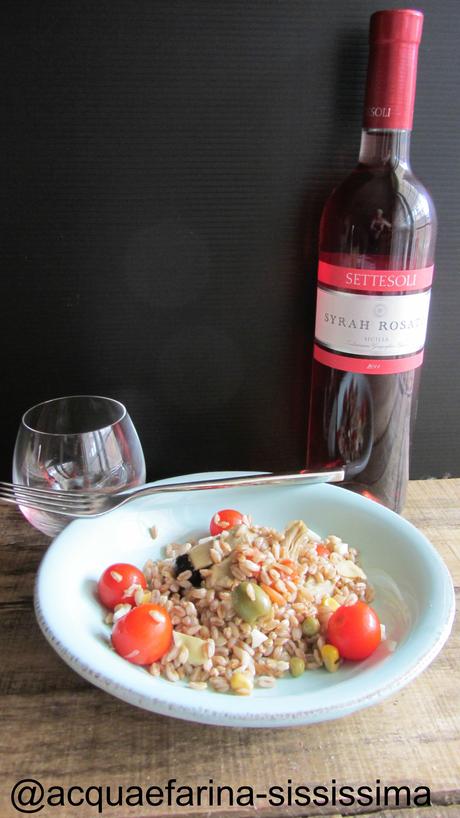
[34,472,455,728]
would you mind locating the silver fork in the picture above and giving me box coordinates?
[0,469,345,519]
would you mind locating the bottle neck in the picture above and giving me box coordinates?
[358,129,411,169]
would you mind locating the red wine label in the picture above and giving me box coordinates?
[313,261,434,375]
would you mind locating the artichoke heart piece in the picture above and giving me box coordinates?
[188,531,239,570]
[172,631,207,666]
[188,539,217,570]
[305,578,334,604]
[209,555,234,585]
[283,520,311,562]
[336,559,367,580]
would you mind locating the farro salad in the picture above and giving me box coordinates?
[98,508,385,695]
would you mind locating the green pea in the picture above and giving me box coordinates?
[302,615,320,638]
[232,582,272,624]
[290,656,306,677]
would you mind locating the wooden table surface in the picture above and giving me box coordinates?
[0,479,459,818]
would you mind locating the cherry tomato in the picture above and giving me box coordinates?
[98,563,146,610]
[210,508,245,536]
[327,601,381,661]
[111,604,173,665]
[316,544,330,558]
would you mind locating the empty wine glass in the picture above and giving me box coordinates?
[13,395,146,537]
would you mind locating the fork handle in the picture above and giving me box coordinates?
[123,469,346,500]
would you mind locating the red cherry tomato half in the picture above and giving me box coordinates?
[98,563,147,610]
[327,601,381,661]
[210,508,245,536]
[111,604,173,665]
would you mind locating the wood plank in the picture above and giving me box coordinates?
[310,809,460,818]
[310,804,460,818]
[402,478,460,585]
[358,808,460,818]
[0,481,459,817]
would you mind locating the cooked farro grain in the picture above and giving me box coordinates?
[257,675,276,688]
[113,603,132,623]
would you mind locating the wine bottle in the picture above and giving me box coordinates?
[306,9,437,513]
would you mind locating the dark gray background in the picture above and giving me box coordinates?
[1,0,459,481]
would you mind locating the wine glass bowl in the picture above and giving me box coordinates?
[13,396,146,537]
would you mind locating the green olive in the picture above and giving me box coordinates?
[232,582,272,623]
[290,656,305,677]
[302,615,320,638]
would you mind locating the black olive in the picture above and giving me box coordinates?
[175,553,192,575]
[189,569,202,587]
[174,553,202,587]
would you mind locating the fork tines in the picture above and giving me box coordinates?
[0,481,99,516]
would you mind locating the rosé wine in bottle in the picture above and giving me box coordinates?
[306,9,437,512]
